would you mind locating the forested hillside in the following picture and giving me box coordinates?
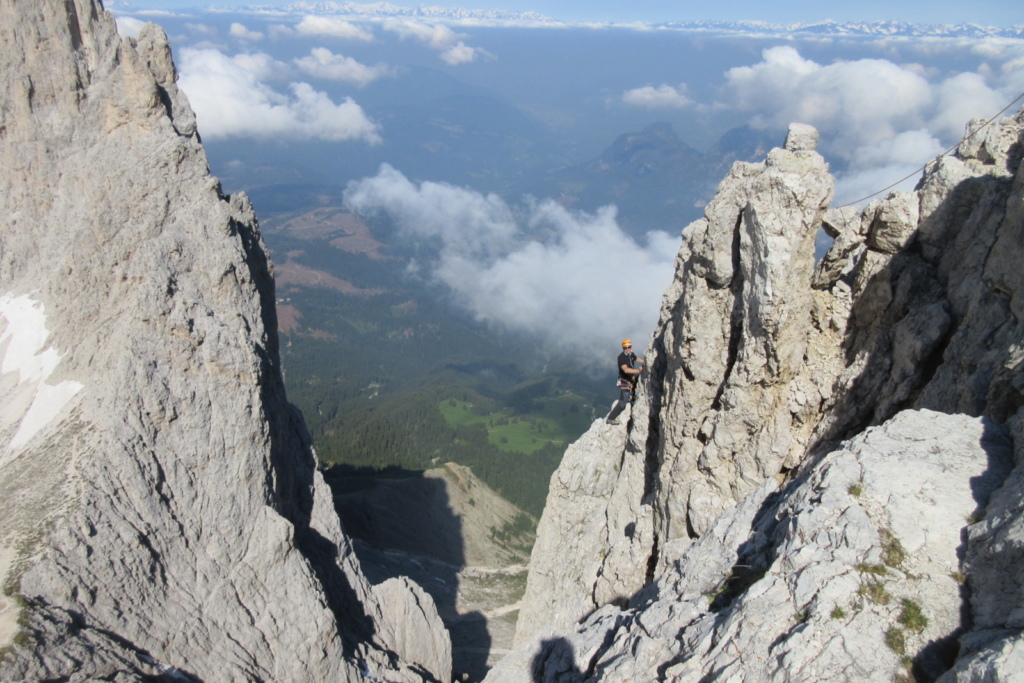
[256,189,604,516]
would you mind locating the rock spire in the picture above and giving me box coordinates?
[498,110,1024,681]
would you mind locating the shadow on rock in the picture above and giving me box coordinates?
[531,637,583,683]
[325,464,492,681]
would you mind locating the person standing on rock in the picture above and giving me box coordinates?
[607,339,644,425]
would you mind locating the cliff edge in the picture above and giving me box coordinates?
[496,113,1024,681]
[0,1,448,680]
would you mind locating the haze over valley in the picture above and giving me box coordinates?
[111,3,1024,359]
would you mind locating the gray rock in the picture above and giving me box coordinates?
[514,123,837,646]
[0,1,448,680]
[937,629,1024,683]
[784,122,819,152]
[504,108,1024,682]
[514,414,653,645]
[491,410,1013,682]
[643,124,836,547]
[865,190,920,253]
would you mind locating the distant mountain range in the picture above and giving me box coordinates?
[248,1,554,23]
[233,3,1024,37]
[659,19,1024,38]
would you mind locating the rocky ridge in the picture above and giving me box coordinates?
[494,112,1024,681]
[0,1,448,680]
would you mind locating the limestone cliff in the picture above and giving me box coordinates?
[0,1,448,681]
[496,113,1024,681]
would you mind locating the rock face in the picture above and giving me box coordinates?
[0,1,448,681]
[498,111,1024,680]
[516,122,837,643]
[500,410,1012,681]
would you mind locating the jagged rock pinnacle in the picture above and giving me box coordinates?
[498,109,1024,681]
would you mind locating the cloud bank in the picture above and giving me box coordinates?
[229,22,264,41]
[723,45,1024,201]
[294,47,395,86]
[622,83,692,109]
[178,47,382,143]
[344,165,678,364]
[295,15,375,42]
[382,19,493,65]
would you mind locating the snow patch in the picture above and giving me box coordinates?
[0,294,83,451]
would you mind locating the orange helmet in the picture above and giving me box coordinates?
[622,339,632,347]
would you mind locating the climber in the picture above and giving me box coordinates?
[606,339,645,425]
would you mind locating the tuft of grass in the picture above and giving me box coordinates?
[898,599,928,633]
[795,608,811,624]
[859,579,892,605]
[950,571,967,584]
[880,529,906,569]
[885,627,907,655]
[831,606,847,620]
[848,483,864,497]
[856,562,889,576]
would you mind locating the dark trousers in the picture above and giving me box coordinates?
[608,387,632,422]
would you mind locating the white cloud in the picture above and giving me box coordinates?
[1001,55,1024,93]
[928,71,1006,140]
[230,52,291,80]
[114,16,146,39]
[848,129,944,169]
[178,48,382,144]
[344,165,678,364]
[295,16,375,42]
[836,129,944,204]
[345,164,518,255]
[383,20,492,65]
[833,163,925,206]
[722,46,934,159]
[971,38,1024,63]
[294,47,394,86]
[440,41,487,66]
[230,22,264,42]
[268,24,295,40]
[622,83,692,109]
[713,44,1024,205]
[719,45,1024,158]
[383,20,460,50]
[185,22,217,37]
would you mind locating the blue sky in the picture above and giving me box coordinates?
[124,0,1020,27]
